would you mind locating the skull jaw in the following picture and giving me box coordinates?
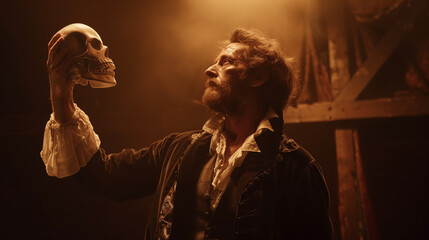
[69,73,116,88]
[73,71,116,88]
[69,57,117,88]
[88,75,117,88]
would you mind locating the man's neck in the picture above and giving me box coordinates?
[224,98,267,146]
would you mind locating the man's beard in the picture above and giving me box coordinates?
[202,78,247,114]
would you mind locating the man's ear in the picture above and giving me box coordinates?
[248,70,268,87]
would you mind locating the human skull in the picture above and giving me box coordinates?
[57,23,116,88]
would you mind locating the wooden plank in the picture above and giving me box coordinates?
[284,96,429,123]
[336,129,367,240]
[335,1,427,101]
[353,130,380,240]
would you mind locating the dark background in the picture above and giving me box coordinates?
[1,0,428,239]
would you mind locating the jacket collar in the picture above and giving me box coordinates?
[202,108,297,156]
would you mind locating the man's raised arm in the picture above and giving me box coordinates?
[40,29,175,203]
[41,32,99,178]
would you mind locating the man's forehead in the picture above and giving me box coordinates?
[217,43,249,58]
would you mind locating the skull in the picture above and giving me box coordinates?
[57,23,116,88]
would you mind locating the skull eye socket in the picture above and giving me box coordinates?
[65,32,87,55]
[90,38,102,50]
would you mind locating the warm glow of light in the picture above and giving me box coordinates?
[141,0,307,100]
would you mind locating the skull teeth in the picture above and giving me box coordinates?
[90,61,115,75]
[72,57,115,76]
[92,61,114,70]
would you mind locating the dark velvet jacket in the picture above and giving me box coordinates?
[77,117,332,240]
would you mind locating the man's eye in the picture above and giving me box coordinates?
[222,59,232,65]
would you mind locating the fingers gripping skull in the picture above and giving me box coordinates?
[57,23,116,88]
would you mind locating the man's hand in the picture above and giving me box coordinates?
[47,32,76,123]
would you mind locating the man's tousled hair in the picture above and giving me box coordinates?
[228,28,297,114]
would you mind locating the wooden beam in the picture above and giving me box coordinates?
[335,129,368,240]
[335,1,427,101]
[284,96,429,123]
[353,130,380,240]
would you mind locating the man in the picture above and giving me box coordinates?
[42,28,332,239]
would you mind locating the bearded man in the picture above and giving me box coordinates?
[42,28,332,240]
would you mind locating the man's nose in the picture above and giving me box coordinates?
[205,64,218,78]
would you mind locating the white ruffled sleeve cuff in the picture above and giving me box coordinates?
[40,104,101,178]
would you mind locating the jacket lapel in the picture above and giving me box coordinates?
[170,132,212,238]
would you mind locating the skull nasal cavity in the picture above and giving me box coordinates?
[90,38,102,50]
